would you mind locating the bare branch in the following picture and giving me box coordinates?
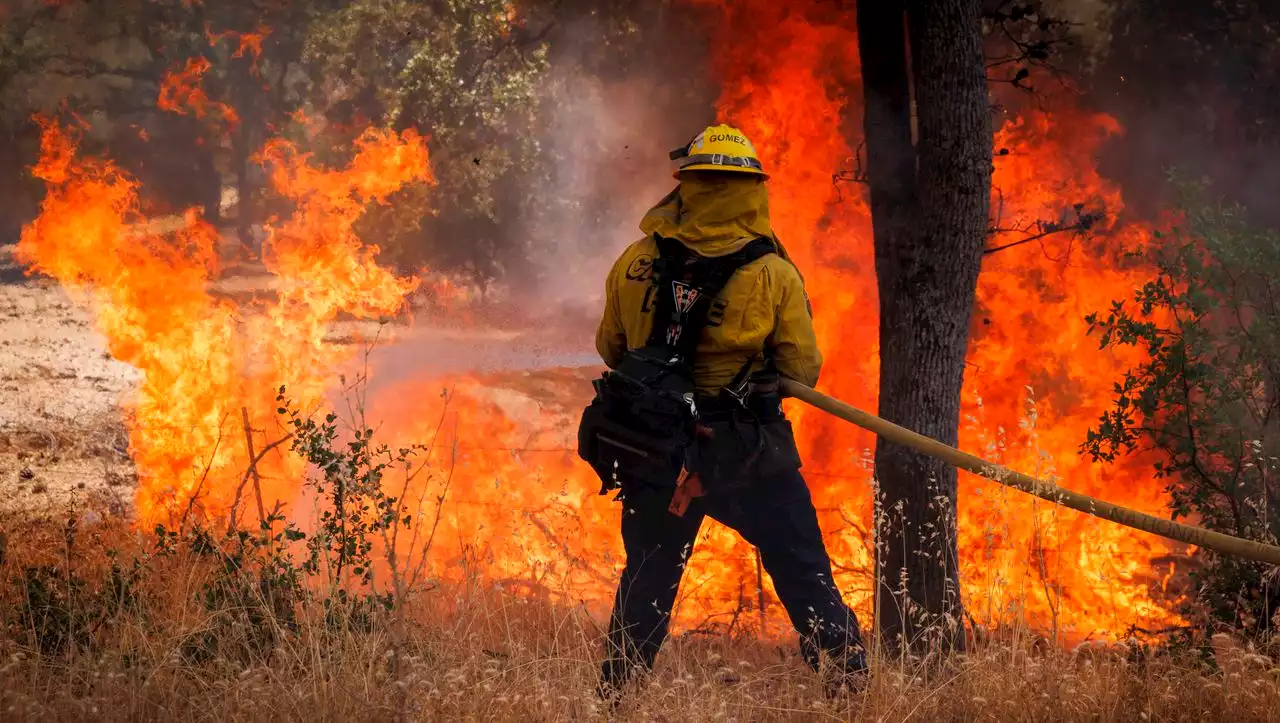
[985,206,1105,256]
[228,409,293,535]
[982,0,1078,94]
[181,412,230,529]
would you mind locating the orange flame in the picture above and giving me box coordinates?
[206,24,270,74]
[356,3,1183,639]
[17,119,432,524]
[157,57,241,128]
[680,0,1181,638]
[20,0,1187,643]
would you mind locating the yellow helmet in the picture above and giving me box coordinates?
[669,123,768,179]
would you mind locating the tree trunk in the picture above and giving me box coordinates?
[855,1,915,225]
[234,121,254,251]
[855,0,992,652]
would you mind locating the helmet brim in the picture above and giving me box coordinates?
[673,164,769,180]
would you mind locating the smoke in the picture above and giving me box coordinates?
[519,71,687,315]
[1041,0,1115,71]
[364,6,717,390]
[1082,0,1280,228]
[511,6,717,318]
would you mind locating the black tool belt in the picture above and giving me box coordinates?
[577,348,696,495]
[689,373,801,495]
[696,392,783,420]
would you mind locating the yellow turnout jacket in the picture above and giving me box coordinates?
[595,175,822,395]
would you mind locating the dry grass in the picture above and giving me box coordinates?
[2,513,1280,722]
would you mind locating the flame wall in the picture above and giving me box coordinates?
[365,1,1183,638]
[13,1,1186,641]
[17,120,431,524]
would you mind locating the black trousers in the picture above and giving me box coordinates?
[601,466,867,688]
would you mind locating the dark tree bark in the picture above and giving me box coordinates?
[854,0,992,652]
[230,53,261,251]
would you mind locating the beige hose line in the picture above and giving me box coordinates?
[781,378,1280,566]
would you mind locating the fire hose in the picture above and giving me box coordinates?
[780,378,1280,566]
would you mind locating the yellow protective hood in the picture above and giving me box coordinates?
[639,175,775,258]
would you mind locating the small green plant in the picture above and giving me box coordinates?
[8,517,148,657]
[155,514,307,664]
[278,385,427,626]
[4,378,437,667]
[149,384,433,659]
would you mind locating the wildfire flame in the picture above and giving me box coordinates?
[683,0,1180,637]
[207,24,271,75]
[15,1,1187,643]
[357,3,1184,639]
[157,57,241,128]
[17,119,431,524]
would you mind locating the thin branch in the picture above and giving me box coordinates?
[833,140,868,196]
[984,211,1103,255]
[181,412,231,530]
[241,407,268,530]
[1170,306,1243,531]
[228,411,294,535]
[982,2,1078,94]
[416,424,458,584]
[524,510,614,588]
[466,13,560,84]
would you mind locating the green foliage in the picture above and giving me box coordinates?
[166,385,426,658]
[5,387,426,662]
[154,516,306,664]
[8,518,148,657]
[1,0,702,284]
[1084,178,1280,633]
[303,0,550,282]
[279,387,423,604]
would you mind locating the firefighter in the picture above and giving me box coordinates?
[592,124,868,699]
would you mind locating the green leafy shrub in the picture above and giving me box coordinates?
[8,517,148,657]
[1084,178,1280,635]
[5,385,430,665]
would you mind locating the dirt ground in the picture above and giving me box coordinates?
[0,245,138,516]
